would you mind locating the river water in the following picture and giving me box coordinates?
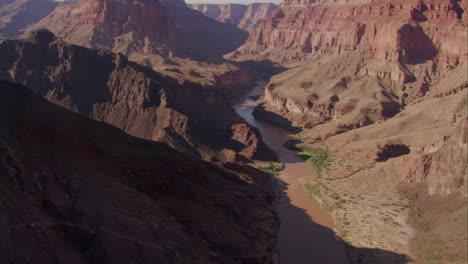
[233,82,348,264]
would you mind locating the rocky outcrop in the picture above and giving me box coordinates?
[0,0,58,39]
[400,119,467,195]
[0,30,276,162]
[0,79,278,264]
[189,3,277,31]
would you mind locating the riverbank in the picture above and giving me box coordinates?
[233,81,348,264]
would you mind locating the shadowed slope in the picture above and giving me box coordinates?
[0,79,278,264]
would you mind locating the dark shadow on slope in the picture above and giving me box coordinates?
[450,0,464,19]
[397,24,438,65]
[253,104,302,134]
[164,3,249,62]
[235,59,288,79]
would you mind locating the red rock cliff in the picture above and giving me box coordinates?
[31,0,176,48]
[234,0,466,67]
[81,0,176,40]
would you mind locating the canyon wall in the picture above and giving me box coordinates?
[189,3,277,31]
[232,0,466,65]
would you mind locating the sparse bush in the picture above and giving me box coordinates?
[256,162,284,175]
[298,147,332,177]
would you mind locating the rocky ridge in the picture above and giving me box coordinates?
[189,3,277,31]
[0,79,278,264]
[0,30,276,162]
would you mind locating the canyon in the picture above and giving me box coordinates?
[189,3,277,31]
[0,0,466,263]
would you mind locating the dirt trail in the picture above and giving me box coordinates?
[233,82,348,264]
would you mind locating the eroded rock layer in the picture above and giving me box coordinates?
[0,79,278,264]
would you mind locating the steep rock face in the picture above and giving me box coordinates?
[0,30,276,162]
[399,119,467,195]
[79,0,176,41]
[29,0,175,50]
[0,80,278,264]
[0,0,58,39]
[233,0,466,65]
[189,3,277,31]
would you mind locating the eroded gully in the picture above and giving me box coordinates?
[233,82,349,264]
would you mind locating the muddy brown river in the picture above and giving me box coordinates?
[233,82,348,264]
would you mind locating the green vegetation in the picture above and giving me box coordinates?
[298,147,332,177]
[304,182,321,197]
[256,162,284,175]
[283,135,334,178]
